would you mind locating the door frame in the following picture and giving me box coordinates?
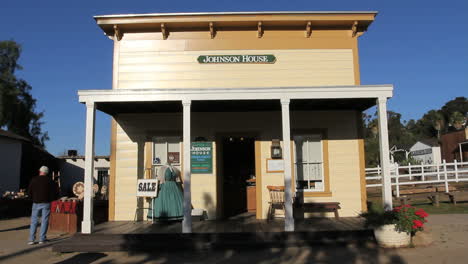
[215,132,259,219]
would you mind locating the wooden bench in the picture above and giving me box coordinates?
[396,186,458,207]
[398,192,440,207]
[294,202,341,219]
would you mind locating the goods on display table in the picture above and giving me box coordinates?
[2,189,28,200]
[0,189,32,218]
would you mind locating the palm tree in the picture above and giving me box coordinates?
[430,111,445,139]
[449,111,466,130]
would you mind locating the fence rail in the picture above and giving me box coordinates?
[365,160,468,197]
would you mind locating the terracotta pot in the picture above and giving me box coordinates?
[374,224,411,248]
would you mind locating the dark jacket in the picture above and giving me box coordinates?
[28,176,59,203]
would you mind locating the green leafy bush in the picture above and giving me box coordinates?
[361,204,428,234]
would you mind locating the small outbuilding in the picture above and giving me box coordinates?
[58,151,110,197]
[0,129,57,194]
[409,139,441,164]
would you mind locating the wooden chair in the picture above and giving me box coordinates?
[267,186,285,220]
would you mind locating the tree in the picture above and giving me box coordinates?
[363,111,417,166]
[410,110,444,140]
[0,40,49,146]
[449,111,466,130]
[364,97,467,167]
[440,97,468,124]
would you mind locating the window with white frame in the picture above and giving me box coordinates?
[294,135,324,192]
[152,137,181,177]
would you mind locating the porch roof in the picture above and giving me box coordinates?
[78,85,393,115]
[94,11,377,37]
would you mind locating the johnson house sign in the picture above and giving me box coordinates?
[197,54,276,64]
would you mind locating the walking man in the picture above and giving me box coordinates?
[27,166,59,245]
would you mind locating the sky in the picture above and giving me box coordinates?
[1,0,467,156]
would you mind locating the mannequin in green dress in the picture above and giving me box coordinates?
[148,162,184,221]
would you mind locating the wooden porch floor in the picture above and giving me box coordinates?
[53,214,373,252]
[93,213,367,234]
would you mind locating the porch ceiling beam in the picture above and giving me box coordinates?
[78,85,393,104]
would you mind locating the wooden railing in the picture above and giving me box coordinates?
[365,161,468,197]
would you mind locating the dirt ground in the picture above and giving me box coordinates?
[1,214,468,264]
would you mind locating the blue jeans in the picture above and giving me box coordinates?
[29,203,50,242]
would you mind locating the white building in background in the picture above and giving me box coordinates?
[409,139,441,164]
[58,151,110,197]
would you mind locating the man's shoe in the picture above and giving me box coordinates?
[28,241,35,245]
[38,239,48,244]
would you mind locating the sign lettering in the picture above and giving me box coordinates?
[191,142,213,173]
[197,55,276,64]
[136,179,159,197]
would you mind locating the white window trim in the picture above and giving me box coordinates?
[294,135,325,192]
[152,137,182,177]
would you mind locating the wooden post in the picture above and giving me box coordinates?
[395,163,400,198]
[436,162,440,181]
[454,160,459,182]
[409,163,412,181]
[377,97,392,210]
[281,98,294,232]
[82,101,96,234]
[182,100,192,233]
[443,160,449,193]
[421,164,425,182]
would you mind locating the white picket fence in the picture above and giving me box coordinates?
[365,160,468,197]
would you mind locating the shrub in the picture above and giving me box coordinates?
[362,204,428,234]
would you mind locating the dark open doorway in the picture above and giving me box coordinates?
[221,137,256,218]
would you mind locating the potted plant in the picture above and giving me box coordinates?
[361,204,428,248]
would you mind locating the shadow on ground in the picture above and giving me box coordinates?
[54,253,108,264]
[53,244,407,264]
[0,224,30,233]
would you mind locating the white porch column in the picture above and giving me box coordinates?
[377,97,393,210]
[281,98,294,231]
[182,100,192,233]
[82,101,96,234]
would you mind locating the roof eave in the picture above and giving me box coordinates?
[94,11,377,37]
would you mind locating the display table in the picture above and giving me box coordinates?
[48,199,108,233]
[49,200,81,233]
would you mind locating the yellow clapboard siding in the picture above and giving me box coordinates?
[117,49,354,89]
[118,78,354,89]
[120,40,187,52]
[116,152,138,159]
[118,63,352,74]
[119,69,352,81]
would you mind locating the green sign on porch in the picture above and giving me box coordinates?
[191,142,213,174]
[197,54,276,64]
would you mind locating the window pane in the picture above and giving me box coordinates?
[153,141,166,165]
[294,135,324,191]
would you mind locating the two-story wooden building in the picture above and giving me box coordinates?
[78,11,394,234]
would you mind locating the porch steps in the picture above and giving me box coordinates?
[52,230,375,252]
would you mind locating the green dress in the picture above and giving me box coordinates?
[148,167,184,221]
